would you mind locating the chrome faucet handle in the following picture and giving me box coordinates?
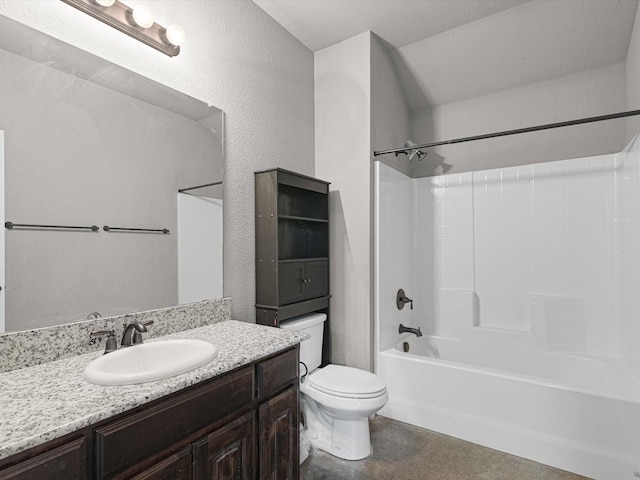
[90,329,114,337]
[89,329,117,354]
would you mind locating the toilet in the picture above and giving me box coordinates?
[280,313,388,461]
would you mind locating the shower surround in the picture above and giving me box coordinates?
[374,136,640,479]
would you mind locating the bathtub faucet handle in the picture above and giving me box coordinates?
[396,289,414,310]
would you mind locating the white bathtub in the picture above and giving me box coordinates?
[377,335,640,480]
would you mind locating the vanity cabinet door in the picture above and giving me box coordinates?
[258,387,299,480]
[0,437,86,480]
[129,447,191,480]
[192,411,256,480]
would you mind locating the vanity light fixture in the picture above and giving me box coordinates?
[131,5,154,28]
[60,0,183,57]
[165,25,186,47]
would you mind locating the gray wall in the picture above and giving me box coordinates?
[411,62,628,177]
[315,32,410,371]
[315,32,372,371]
[0,1,316,324]
[0,48,218,330]
[628,4,640,142]
[370,35,411,371]
[371,35,411,179]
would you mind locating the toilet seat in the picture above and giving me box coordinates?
[308,365,387,399]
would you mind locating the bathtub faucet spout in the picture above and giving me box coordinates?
[399,323,422,337]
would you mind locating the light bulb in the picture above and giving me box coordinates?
[94,0,115,6]
[165,25,185,47]
[132,6,154,28]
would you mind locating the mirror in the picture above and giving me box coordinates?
[0,16,224,333]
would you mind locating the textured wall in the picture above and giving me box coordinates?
[371,34,411,177]
[628,3,640,141]
[315,32,410,371]
[0,0,315,323]
[411,62,627,176]
[370,35,411,370]
[315,32,371,370]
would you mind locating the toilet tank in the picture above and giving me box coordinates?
[279,313,326,373]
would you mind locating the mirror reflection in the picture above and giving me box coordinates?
[0,16,224,333]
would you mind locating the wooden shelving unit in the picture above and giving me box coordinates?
[255,168,331,365]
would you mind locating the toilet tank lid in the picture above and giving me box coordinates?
[279,313,327,330]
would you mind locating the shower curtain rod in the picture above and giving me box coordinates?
[373,109,640,157]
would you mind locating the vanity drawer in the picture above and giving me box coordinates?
[0,436,87,480]
[256,347,298,401]
[95,366,253,479]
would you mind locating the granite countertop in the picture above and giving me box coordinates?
[0,320,307,461]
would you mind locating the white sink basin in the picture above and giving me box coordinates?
[84,339,218,386]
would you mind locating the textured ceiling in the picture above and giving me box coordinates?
[253,0,639,109]
[253,0,532,51]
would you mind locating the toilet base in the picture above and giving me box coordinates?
[300,423,311,464]
[328,416,372,460]
[303,397,373,461]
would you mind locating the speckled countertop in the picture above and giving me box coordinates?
[0,320,307,461]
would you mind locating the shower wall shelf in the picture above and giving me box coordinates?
[255,168,331,366]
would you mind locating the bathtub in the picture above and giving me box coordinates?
[377,335,640,480]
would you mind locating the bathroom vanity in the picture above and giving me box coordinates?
[0,321,303,479]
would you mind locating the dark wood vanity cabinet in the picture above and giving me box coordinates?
[0,436,87,480]
[192,412,256,480]
[0,346,299,480]
[258,388,298,480]
[130,447,192,480]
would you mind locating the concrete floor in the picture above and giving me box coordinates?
[301,416,592,480]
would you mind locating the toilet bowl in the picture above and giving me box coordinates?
[280,313,388,461]
[301,364,388,460]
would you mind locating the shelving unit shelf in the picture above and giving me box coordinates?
[255,168,331,365]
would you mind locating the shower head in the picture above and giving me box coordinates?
[404,140,426,161]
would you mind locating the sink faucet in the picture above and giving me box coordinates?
[121,321,154,347]
[399,323,422,337]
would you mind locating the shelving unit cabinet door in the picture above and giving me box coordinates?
[278,262,306,306]
[192,412,256,480]
[304,260,328,300]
